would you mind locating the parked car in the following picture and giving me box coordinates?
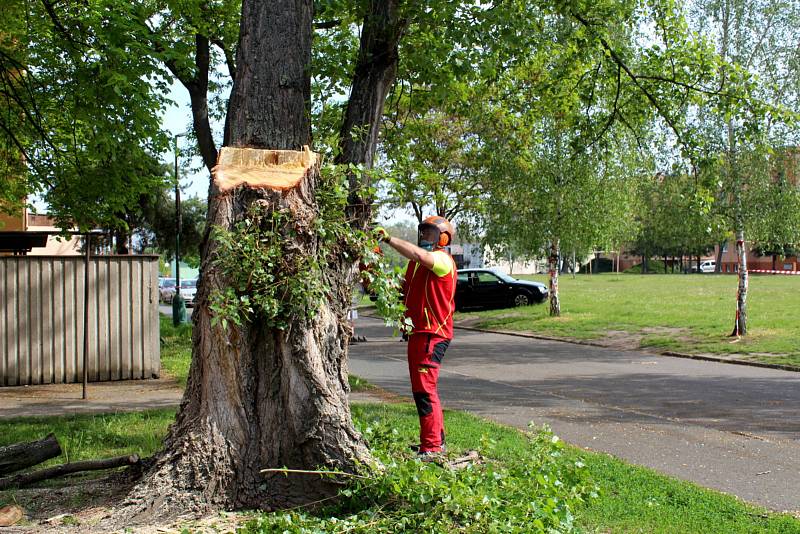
[691,260,716,273]
[178,279,198,307]
[456,269,548,311]
[158,278,176,303]
[181,278,197,308]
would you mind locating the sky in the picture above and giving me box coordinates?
[160,81,216,201]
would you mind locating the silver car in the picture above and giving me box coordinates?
[178,279,198,307]
[158,278,176,303]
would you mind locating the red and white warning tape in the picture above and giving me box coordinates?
[749,269,800,275]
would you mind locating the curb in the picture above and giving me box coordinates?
[358,312,800,373]
[450,325,800,373]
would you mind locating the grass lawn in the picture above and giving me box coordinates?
[456,273,800,367]
[4,318,794,531]
[1,403,797,532]
[159,315,193,387]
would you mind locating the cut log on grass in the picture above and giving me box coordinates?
[0,454,140,490]
[0,505,24,527]
[0,433,62,476]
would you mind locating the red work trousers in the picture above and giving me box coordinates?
[407,333,450,453]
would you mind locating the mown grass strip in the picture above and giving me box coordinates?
[2,402,796,532]
[458,273,800,367]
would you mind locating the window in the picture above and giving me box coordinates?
[476,272,500,284]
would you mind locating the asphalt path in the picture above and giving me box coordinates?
[348,316,800,513]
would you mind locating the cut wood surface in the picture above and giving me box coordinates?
[212,145,317,192]
[0,504,24,527]
[0,454,139,490]
[0,433,62,476]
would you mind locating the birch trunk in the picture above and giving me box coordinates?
[548,240,560,317]
[731,229,748,336]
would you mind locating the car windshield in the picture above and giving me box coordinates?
[180,279,197,288]
[161,279,175,288]
[493,271,516,283]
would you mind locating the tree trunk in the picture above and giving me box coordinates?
[117,0,400,523]
[572,250,576,279]
[642,255,648,274]
[548,240,560,317]
[731,229,748,336]
[663,255,668,273]
[118,0,404,523]
[715,240,725,273]
[335,0,406,222]
[114,228,130,255]
[0,434,61,476]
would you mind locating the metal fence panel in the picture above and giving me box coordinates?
[0,256,160,386]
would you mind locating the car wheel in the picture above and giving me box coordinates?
[513,293,530,307]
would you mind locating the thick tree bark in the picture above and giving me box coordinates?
[731,229,748,336]
[548,240,560,317]
[118,0,403,524]
[0,434,61,476]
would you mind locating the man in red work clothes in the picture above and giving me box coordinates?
[377,216,457,458]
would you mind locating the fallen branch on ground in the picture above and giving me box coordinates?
[0,433,62,476]
[0,454,140,490]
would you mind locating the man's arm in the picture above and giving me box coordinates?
[382,234,436,271]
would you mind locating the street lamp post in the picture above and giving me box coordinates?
[172,133,188,326]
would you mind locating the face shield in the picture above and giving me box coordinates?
[417,224,441,251]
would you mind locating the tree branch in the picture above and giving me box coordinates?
[211,37,236,81]
[187,34,218,172]
[570,10,689,151]
[585,62,622,149]
[39,0,91,49]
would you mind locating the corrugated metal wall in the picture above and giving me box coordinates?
[0,256,160,386]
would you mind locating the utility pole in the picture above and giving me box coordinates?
[172,133,188,326]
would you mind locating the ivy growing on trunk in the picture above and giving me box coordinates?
[209,166,408,332]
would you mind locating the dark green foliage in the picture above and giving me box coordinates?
[2,0,172,230]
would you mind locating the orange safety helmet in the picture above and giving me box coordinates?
[418,215,455,248]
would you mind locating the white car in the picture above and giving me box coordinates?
[699,260,716,273]
[178,279,198,307]
[691,260,716,273]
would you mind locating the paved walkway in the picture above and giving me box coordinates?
[0,379,183,419]
[348,316,800,513]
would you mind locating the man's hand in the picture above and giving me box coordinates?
[373,226,391,243]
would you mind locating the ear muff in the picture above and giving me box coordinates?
[419,215,455,249]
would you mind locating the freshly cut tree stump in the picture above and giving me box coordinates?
[212,145,317,192]
[0,433,62,476]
